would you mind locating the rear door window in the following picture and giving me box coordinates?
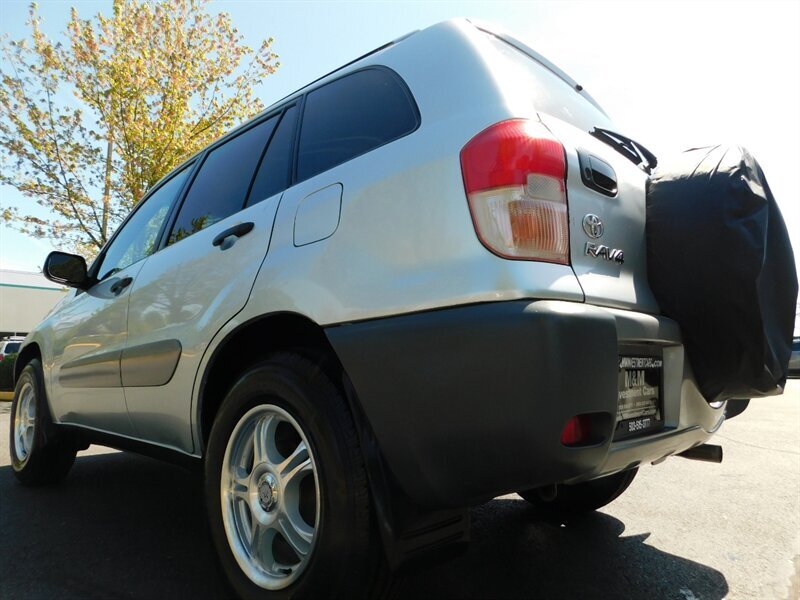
[168,117,278,245]
[297,68,419,181]
[246,105,298,207]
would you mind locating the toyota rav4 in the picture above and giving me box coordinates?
[9,19,794,599]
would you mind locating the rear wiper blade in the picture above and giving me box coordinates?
[590,128,658,174]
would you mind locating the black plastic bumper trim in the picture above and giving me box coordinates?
[326,300,622,507]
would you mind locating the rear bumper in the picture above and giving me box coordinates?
[326,300,725,508]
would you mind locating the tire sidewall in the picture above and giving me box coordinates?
[10,360,46,473]
[204,359,363,600]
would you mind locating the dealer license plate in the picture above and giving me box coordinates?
[615,355,664,440]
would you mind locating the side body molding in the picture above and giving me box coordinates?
[58,340,182,388]
[120,339,182,387]
[59,350,122,388]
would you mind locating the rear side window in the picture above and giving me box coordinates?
[297,68,418,181]
[3,342,21,353]
[246,105,298,207]
[169,117,278,244]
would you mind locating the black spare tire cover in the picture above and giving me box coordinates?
[646,145,797,404]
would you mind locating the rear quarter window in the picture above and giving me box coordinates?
[297,68,419,181]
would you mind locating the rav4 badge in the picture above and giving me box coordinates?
[585,242,625,264]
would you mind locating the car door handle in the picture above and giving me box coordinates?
[212,222,255,247]
[110,277,133,295]
[577,149,618,197]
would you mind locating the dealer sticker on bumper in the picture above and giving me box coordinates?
[615,355,664,440]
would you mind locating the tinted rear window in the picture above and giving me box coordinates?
[169,118,276,244]
[297,68,419,181]
[247,105,298,207]
[485,34,613,132]
[2,342,21,353]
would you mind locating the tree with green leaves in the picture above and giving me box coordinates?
[0,0,278,256]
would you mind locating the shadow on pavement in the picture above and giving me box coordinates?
[0,451,229,600]
[0,451,728,599]
[400,499,729,599]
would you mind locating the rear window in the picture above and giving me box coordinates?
[297,68,419,181]
[2,342,21,354]
[485,34,613,132]
[169,118,277,245]
[247,105,298,207]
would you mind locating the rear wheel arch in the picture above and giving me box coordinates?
[197,312,350,452]
[197,312,420,574]
[204,352,390,596]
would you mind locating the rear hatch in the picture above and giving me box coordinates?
[482,30,659,313]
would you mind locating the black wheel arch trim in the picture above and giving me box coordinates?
[195,310,469,570]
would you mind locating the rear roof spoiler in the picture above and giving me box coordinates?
[466,18,609,118]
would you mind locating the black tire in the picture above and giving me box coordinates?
[10,359,76,486]
[204,353,389,599]
[518,468,638,516]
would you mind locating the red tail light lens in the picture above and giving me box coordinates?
[460,119,569,264]
[560,415,592,446]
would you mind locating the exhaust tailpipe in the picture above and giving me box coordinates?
[677,444,723,463]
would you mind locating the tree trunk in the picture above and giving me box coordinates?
[101,134,114,246]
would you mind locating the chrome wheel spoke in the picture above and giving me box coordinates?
[279,442,311,488]
[249,521,270,563]
[227,464,251,502]
[277,512,312,558]
[252,414,278,466]
[231,483,250,503]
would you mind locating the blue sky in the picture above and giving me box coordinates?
[1,0,799,275]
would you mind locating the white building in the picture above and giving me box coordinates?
[0,269,68,337]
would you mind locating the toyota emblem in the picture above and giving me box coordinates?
[582,214,604,239]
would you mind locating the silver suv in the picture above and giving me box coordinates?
[9,19,750,598]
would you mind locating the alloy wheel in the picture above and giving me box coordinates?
[13,381,36,464]
[220,403,320,590]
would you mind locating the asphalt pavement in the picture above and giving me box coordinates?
[1,382,798,599]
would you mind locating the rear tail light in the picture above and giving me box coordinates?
[560,414,593,446]
[460,119,569,264]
